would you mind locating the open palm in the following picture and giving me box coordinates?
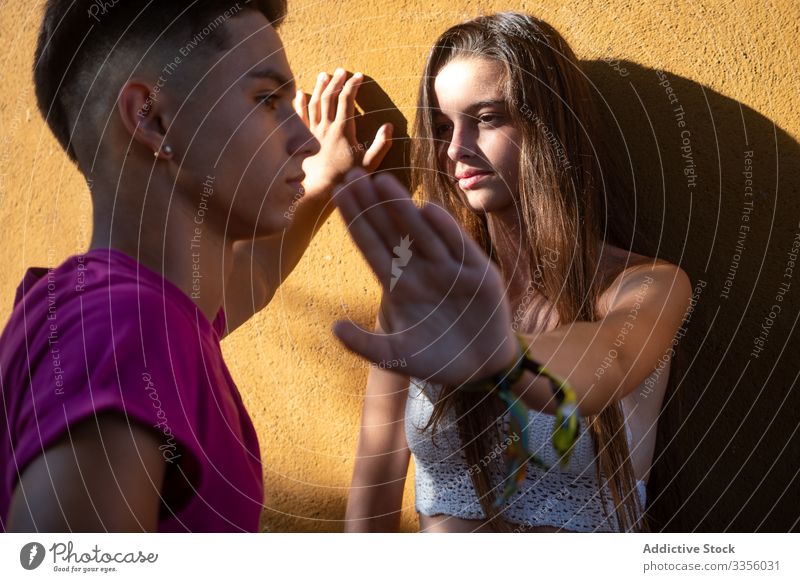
[332,169,517,385]
[294,70,392,198]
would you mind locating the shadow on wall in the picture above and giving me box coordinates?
[583,59,800,532]
[290,61,799,533]
[260,478,419,533]
[355,75,411,187]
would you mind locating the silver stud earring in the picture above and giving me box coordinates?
[154,145,173,159]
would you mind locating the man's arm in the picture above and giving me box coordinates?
[6,413,166,532]
[223,69,393,336]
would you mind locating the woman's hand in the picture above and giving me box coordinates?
[332,168,518,386]
[294,69,393,198]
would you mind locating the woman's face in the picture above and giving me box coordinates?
[433,57,521,215]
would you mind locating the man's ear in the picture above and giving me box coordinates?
[117,79,172,158]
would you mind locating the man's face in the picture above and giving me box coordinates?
[166,10,319,239]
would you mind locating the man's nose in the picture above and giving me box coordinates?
[288,113,320,158]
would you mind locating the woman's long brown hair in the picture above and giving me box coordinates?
[411,12,647,532]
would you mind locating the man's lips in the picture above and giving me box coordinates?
[286,173,306,187]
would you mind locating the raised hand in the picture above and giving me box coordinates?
[294,69,393,197]
[332,168,518,386]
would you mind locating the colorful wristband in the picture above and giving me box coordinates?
[459,334,581,506]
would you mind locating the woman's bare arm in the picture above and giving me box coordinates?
[345,318,412,533]
[511,263,692,416]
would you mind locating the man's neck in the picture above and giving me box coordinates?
[89,191,234,325]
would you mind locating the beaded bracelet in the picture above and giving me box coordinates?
[459,333,581,506]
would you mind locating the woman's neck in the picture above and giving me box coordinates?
[485,206,533,302]
[485,204,609,333]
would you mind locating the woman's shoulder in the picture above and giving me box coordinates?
[596,243,692,317]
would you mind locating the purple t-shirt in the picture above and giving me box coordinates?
[0,248,263,531]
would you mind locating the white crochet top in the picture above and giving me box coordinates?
[405,379,647,532]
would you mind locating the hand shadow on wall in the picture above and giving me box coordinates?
[353,75,411,186]
[582,59,800,532]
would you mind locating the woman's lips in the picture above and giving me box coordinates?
[457,171,493,190]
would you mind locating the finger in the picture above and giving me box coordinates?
[336,71,363,124]
[354,184,405,258]
[424,203,492,270]
[308,71,329,128]
[372,173,450,262]
[332,320,394,365]
[362,123,394,172]
[419,203,469,258]
[333,169,394,284]
[293,90,309,127]
[354,170,450,273]
[321,68,347,123]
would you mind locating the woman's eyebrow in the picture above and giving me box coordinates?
[434,100,507,117]
[465,99,507,113]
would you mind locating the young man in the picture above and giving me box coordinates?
[0,0,391,532]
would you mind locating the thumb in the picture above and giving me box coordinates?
[332,320,394,364]
[363,123,393,172]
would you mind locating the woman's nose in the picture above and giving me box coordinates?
[446,127,476,162]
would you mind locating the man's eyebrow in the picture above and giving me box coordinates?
[246,68,296,91]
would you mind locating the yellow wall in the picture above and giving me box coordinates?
[2,1,799,532]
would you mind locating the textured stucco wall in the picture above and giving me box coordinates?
[1,1,798,532]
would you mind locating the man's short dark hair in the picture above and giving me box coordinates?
[34,0,288,164]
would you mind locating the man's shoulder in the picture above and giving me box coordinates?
[4,252,201,353]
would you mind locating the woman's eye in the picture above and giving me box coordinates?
[434,122,453,137]
[479,113,503,125]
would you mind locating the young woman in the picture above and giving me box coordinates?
[344,12,692,533]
